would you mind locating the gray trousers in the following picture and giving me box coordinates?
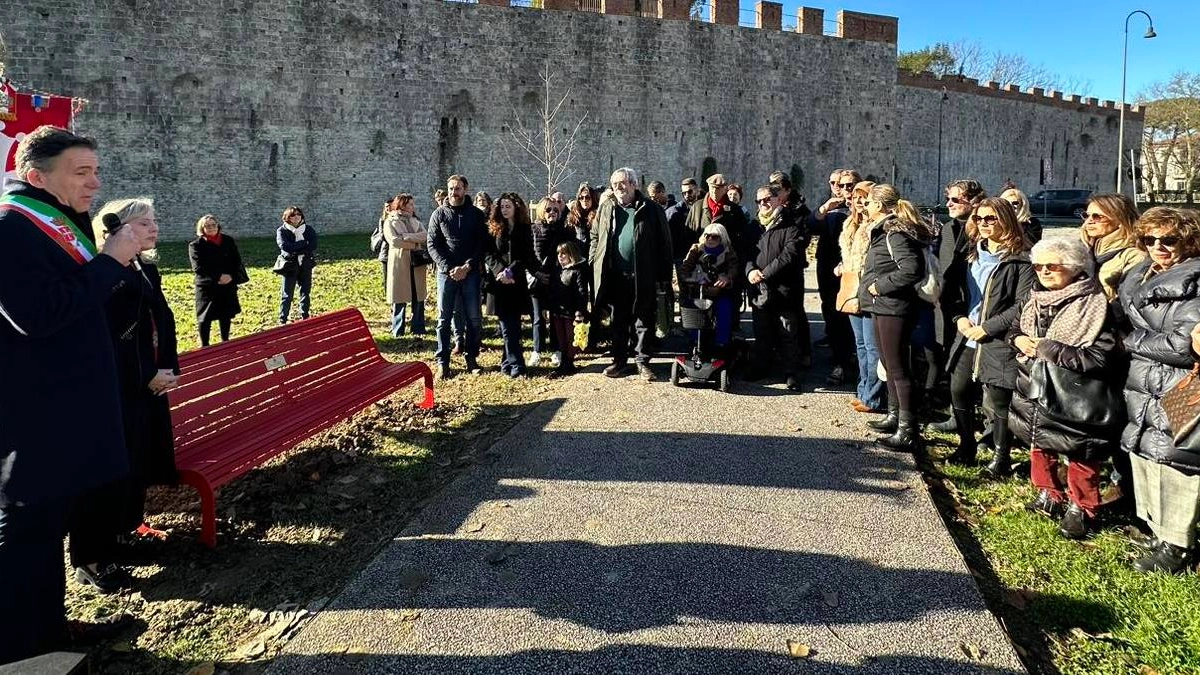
[1132,453,1200,548]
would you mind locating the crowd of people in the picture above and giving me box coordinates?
[5,121,1200,667]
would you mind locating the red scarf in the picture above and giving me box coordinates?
[203,233,223,245]
[707,195,722,220]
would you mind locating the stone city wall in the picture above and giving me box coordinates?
[0,1,1140,240]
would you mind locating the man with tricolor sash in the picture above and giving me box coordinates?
[0,125,142,664]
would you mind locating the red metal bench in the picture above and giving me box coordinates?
[166,308,434,547]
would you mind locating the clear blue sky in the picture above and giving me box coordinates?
[738,0,1190,102]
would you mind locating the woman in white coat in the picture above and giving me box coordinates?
[384,193,429,336]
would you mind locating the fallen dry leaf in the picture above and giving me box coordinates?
[786,640,812,658]
[466,522,486,533]
[960,641,984,660]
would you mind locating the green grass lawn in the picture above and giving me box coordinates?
[925,434,1200,675]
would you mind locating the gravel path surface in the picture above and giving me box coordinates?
[266,324,1025,674]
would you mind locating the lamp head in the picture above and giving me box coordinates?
[1144,26,1157,38]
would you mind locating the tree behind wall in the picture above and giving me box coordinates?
[1139,72,1200,202]
[898,40,1090,95]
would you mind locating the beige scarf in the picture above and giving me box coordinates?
[1019,277,1108,346]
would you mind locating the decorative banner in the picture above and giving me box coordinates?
[1,80,75,187]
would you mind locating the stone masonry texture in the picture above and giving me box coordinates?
[0,1,1142,240]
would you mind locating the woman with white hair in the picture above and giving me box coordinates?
[69,197,179,593]
[1008,237,1125,540]
[680,222,739,351]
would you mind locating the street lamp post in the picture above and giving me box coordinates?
[936,87,948,206]
[1117,9,1156,196]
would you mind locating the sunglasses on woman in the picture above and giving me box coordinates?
[1032,263,1069,272]
[1140,235,1181,248]
[973,214,1000,225]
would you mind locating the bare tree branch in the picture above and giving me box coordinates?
[506,61,592,195]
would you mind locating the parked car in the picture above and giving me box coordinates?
[1028,188,1093,219]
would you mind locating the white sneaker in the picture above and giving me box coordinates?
[549,352,563,368]
[527,352,542,367]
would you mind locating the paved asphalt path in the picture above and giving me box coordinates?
[268,282,1026,675]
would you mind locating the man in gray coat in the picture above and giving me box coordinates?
[589,167,673,380]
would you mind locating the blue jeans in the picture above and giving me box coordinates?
[530,294,551,353]
[391,302,426,336]
[279,265,313,323]
[497,310,525,375]
[435,271,482,364]
[849,313,886,410]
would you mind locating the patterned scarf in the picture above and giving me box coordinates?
[1019,276,1108,346]
[757,206,782,229]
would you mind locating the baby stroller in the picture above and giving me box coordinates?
[671,279,731,392]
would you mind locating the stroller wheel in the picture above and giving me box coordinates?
[671,361,682,387]
[718,369,729,392]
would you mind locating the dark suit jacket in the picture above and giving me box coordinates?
[0,182,129,508]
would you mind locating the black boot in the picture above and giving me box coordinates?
[945,408,978,466]
[930,414,958,433]
[981,418,1013,478]
[1133,540,1194,574]
[867,405,899,433]
[877,412,921,452]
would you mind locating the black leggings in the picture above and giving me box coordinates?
[874,313,917,414]
[984,384,1013,422]
[950,346,980,411]
[199,317,232,347]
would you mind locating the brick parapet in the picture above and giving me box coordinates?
[896,70,1145,119]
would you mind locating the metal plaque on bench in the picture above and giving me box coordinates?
[264,354,287,371]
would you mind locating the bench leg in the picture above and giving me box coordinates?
[178,470,219,548]
[418,363,435,410]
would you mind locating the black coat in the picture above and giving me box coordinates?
[1023,217,1043,245]
[947,253,1036,388]
[1008,300,1125,460]
[188,235,246,322]
[483,223,534,315]
[589,192,673,314]
[548,261,589,319]
[936,217,972,350]
[1116,258,1200,475]
[276,224,318,270]
[858,216,930,318]
[744,211,805,309]
[104,261,180,492]
[0,182,130,507]
[428,201,487,274]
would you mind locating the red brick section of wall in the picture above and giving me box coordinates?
[896,70,1146,119]
[756,1,782,30]
[837,10,897,44]
[797,7,823,35]
[661,0,690,20]
[602,0,634,16]
[710,0,739,26]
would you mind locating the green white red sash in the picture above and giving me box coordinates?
[0,194,97,264]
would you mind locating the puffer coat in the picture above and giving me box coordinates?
[1117,257,1200,475]
[1008,295,1125,460]
[857,215,931,317]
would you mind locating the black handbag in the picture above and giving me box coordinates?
[272,254,298,276]
[410,248,434,267]
[1028,359,1125,430]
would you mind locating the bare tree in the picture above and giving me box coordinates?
[508,63,590,196]
[0,32,8,78]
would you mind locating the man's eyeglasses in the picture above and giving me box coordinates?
[1140,235,1181,248]
[837,182,856,189]
[1032,263,1070,272]
[973,214,1000,225]
[947,196,970,206]
[756,197,773,205]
